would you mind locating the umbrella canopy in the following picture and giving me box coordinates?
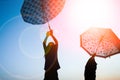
[21,0,65,24]
[80,27,120,58]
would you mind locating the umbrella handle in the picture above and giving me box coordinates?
[48,22,52,31]
[48,24,51,30]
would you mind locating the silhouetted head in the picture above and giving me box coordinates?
[48,42,54,47]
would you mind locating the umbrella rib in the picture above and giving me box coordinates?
[95,35,104,54]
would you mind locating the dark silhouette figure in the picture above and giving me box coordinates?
[43,30,60,80]
[84,54,97,80]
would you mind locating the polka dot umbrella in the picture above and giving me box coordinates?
[21,0,65,29]
[80,27,120,58]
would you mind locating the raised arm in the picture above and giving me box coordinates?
[50,30,58,45]
[43,32,49,49]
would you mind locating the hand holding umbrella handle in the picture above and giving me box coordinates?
[46,29,53,36]
[92,53,96,58]
[49,29,53,35]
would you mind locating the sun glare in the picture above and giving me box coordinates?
[68,0,114,30]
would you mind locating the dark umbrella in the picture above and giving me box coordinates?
[80,27,120,58]
[21,0,65,29]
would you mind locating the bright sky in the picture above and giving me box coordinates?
[0,0,120,80]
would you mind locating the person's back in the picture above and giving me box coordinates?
[44,42,60,71]
[84,54,97,80]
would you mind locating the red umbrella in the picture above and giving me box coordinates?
[21,0,65,25]
[80,27,120,58]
